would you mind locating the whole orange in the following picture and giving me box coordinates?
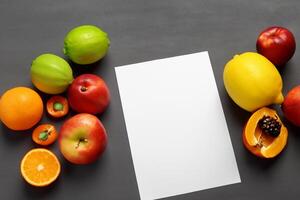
[0,87,43,131]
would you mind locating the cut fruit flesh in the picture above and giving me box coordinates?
[243,107,288,158]
[20,148,61,187]
[261,126,288,158]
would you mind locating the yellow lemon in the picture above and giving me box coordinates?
[223,52,284,112]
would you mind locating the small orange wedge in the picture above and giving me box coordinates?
[20,148,61,187]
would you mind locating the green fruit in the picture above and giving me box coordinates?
[63,25,110,65]
[31,54,74,94]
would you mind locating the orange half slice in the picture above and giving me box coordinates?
[20,148,61,187]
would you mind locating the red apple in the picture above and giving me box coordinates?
[282,85,300,126]
[59,113,107,164]
[68,74,110,114]
[256,26,296,67]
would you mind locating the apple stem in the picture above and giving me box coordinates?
[75,138,88,149]
[80,86,87,92]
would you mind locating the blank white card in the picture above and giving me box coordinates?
[115,51,240,200]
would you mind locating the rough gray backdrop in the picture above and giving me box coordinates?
[0,0,299,199]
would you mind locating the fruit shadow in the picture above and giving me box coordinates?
[276,60,294,75]
[0,124,33,146]
[21,176,61,199]
[60,152,107,189]
[242,145,283,171]
[68,54,111,78]
[63,101,112,125]
[44,109,72,126]
[282,116,300,151]
[96,103,111,122]
[61,151,108,181]
[220,90,250,127]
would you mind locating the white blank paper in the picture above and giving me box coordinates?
[115,51,240,200]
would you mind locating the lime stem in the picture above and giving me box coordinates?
[75,138,88,149]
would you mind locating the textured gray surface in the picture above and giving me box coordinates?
[0,0,300,199]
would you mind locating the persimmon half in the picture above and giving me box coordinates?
[46,96,69,118]
[32,124,58,146]
[243,107,288,158]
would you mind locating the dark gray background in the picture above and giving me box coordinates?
[0,0,300,199]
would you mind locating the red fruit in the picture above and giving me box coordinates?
[68,74,110,114]
[256,26,296,67]
[59,113,107,164]
[282,86,300,126]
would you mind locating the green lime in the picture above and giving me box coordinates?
[31,54,74,94]
[63,25,110,65]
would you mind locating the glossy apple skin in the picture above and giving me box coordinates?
[59,113,107,164]
[68,74,110,114]
[256,26,296,67]
[282,86,300,126]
